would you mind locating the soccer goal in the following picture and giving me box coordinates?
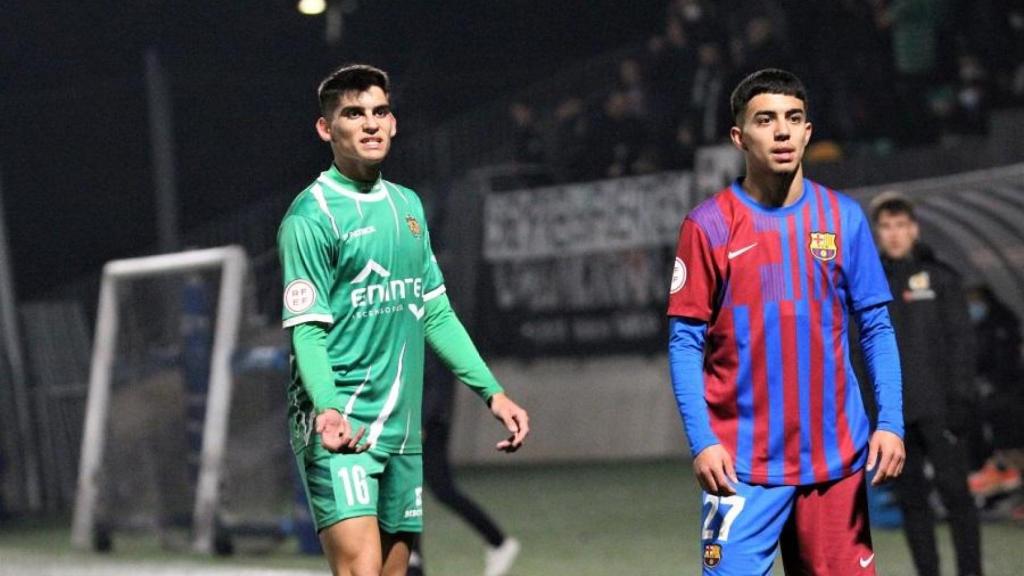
[70,246,290,554]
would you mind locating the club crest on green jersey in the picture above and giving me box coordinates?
[406,215,422,238]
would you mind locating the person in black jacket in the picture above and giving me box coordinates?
[871,194,982,576]
[964,285,1024,500]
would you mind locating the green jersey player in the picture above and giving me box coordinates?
[278,64,530,576]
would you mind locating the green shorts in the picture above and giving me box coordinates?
[296,440,423,533]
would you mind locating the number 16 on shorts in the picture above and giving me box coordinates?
[328,454,379,518]
[337,465,371,506]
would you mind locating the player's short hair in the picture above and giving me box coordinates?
[730,68,808,124]
[870,192,917,222]
[318,64,390,118]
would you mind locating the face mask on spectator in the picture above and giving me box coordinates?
[969,301,988,324]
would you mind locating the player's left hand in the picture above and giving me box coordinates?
[316,409,369,454]
[488,392,529,453]
[867,429,905,485]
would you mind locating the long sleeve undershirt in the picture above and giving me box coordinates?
[423,294,504,402]
[291,322,344,414]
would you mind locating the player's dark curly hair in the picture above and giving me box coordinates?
[730,68,807,124]
[318,64,390,117]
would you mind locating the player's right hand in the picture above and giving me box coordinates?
[316,409,368,454]
[693,444,738,496]
[488,392,530,453]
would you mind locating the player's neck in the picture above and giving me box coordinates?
[334,158,382,185]
[742,165,804,208]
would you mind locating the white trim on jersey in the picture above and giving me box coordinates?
[351,259,391,284]
[399,411,412,454]
[282,313,334,328]
[344,366,371,418]
[383,184,402,242]
[318,173,388,202]
[367,343,406,446]
[423,284,447,302]
[384,181,409,205]
[310,184,341,239]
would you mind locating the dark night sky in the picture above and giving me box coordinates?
[1,0,662,295]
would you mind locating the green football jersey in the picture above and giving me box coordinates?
[278,164,445,455]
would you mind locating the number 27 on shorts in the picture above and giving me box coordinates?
[702,494,746,542]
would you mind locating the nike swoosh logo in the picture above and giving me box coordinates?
[859,554,875,568]
[408,304,425,321]
[728,243,758,260]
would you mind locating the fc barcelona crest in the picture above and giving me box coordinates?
[703,543,722,568]
[406,215,422,238]
[809,231,837,262]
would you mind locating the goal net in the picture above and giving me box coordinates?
[70,246,295,554]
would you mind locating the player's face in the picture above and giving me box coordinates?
[316,86,396,172]
[874,211,919,260]
[730,93,811,175]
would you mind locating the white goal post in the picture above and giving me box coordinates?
[71,246,248,554]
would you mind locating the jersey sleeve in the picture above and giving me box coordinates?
[667,218,718,321]
[421,219,447,303]
[844,206,892,312]
[854,304,904,438]
[278,215,336,328]
[668,317,718,456]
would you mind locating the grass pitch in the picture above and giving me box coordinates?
[1,460,1021,575]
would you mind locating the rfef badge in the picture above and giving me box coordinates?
[809,231,837,262]
[703,543,722,568]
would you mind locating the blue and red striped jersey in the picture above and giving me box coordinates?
[667,179,893,486]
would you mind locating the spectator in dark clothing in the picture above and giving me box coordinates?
[614,57,663,174]
[509,102,546,165]
[733,16,792,77]
[588,90,644,179]
[689,42,731,144]
[951,0,1022,105]
[874,0,954,144]
[964,285,1024,500]
[409,352,520,576]
[551,96,591,182]
[968,285,1024,447]
[666,0,722,45]
[647,16,698,149]
[1005,1,1024,101]
[617,58,650,121]
[658,119,697,171]
[950,54,990,136]
[872,194,981,576]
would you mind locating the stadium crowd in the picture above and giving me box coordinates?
[507,0,1024,182]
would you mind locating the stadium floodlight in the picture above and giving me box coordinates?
[297,0,327,15]
[71,246,248,554]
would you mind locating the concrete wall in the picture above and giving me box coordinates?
[447,354,688,465]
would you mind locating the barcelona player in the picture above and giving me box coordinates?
[667,69,905,575]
